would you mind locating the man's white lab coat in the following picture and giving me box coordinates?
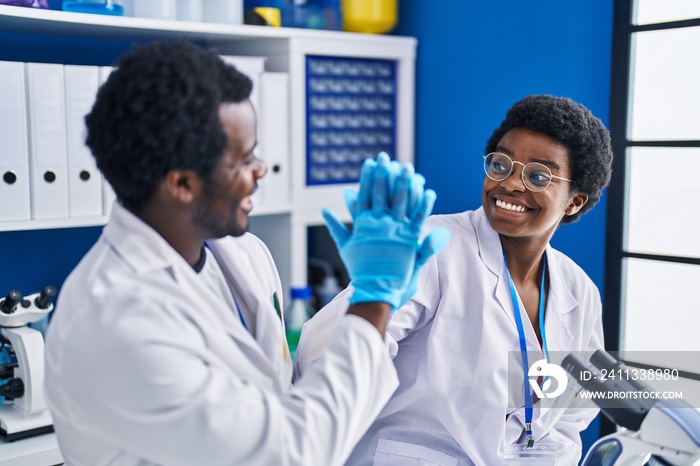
[45,203,398,466]
[298,207,603,465]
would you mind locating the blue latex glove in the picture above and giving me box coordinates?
[323,153,451,310]
[343,151,425,223]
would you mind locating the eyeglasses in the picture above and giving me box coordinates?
[483,152,573,193]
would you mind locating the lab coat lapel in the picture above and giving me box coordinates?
[473,207,517,327]
[104,204,273,372]
[171,257,275,372]
[542,246,575,351]
[472,208,575,350]
[207,236,292,386]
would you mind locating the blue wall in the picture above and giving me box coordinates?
[393,0,614,458]
[0,227,102,300]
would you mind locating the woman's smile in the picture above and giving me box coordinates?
[495,198,529,213]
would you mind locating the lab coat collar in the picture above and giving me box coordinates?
[103,202,179,275]
[471,207,512,323]
[543,247,578,317]
[473,206,578,317]
[473,206,575,348]
[473,206,503,278]
[103,203,281,381]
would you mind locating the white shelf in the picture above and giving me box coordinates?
[0,206,293,233]
[0,216,108,233]
[0,5,415,49]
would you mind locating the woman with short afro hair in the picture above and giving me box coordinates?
[485,94,613,224]
[298,94,614,465]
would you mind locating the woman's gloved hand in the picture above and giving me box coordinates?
[342,152,426,223]
[322,153,451,310]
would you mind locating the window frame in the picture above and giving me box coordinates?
[605,0,700,435]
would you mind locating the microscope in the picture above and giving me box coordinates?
[563,350,700,466]
[0,286,57,441]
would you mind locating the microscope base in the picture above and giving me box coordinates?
[0,405,53,442]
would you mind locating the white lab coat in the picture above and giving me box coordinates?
[297,207,603,466]
[44,202,398,466]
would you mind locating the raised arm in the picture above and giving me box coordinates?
[322,152,450,337]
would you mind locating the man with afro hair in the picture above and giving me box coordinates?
[44,39,448,466]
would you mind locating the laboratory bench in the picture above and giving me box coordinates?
[0,432,62,466]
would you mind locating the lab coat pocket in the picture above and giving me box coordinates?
[374,438,459,466]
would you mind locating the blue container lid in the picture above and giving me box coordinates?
[62,1,124,15]
[290,286,312,300]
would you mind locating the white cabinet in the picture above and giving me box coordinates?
[0,4,416,301]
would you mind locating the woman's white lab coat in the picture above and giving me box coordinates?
[297,207,603,465]
[44,203,398,466]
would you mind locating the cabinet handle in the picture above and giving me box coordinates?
[2,171,17,185]
[43,170,57,183]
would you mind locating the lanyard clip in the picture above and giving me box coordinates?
[525,423,534,449]
[525,436,535,449]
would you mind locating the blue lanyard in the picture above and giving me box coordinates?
[503,251,549,448]
[204,242,248,331]
[227,279,248,331]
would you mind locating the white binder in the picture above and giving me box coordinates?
[259,72,290,206]
[26,62,69,220]
[219,55,266,207]
[99,66,117,217]
[0,61,31,222]
[65,65,102,218]
[219,55,266,111]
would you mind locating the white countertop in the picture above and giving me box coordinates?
[0,432,63,466]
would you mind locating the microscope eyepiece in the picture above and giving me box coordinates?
[590,349,619,372]
[34,285,57,310]
[563,350,657,431]
[0,290,24,314]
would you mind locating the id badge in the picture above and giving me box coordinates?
[500,443,559,466]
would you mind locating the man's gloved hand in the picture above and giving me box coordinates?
[343,152,425,223]
[322,153,451,310]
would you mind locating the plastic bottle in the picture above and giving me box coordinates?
[176,0,203,21]
[282,0,342,31]
[284,286,314,361]
[202,0,243,24]
[308,257,341,308]
[316,275,341,308]
[115,0,134,16]
[132,0,176,20]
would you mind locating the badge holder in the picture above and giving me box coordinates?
[501,443,560,465]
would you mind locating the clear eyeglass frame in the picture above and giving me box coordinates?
[483,152,574,193]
